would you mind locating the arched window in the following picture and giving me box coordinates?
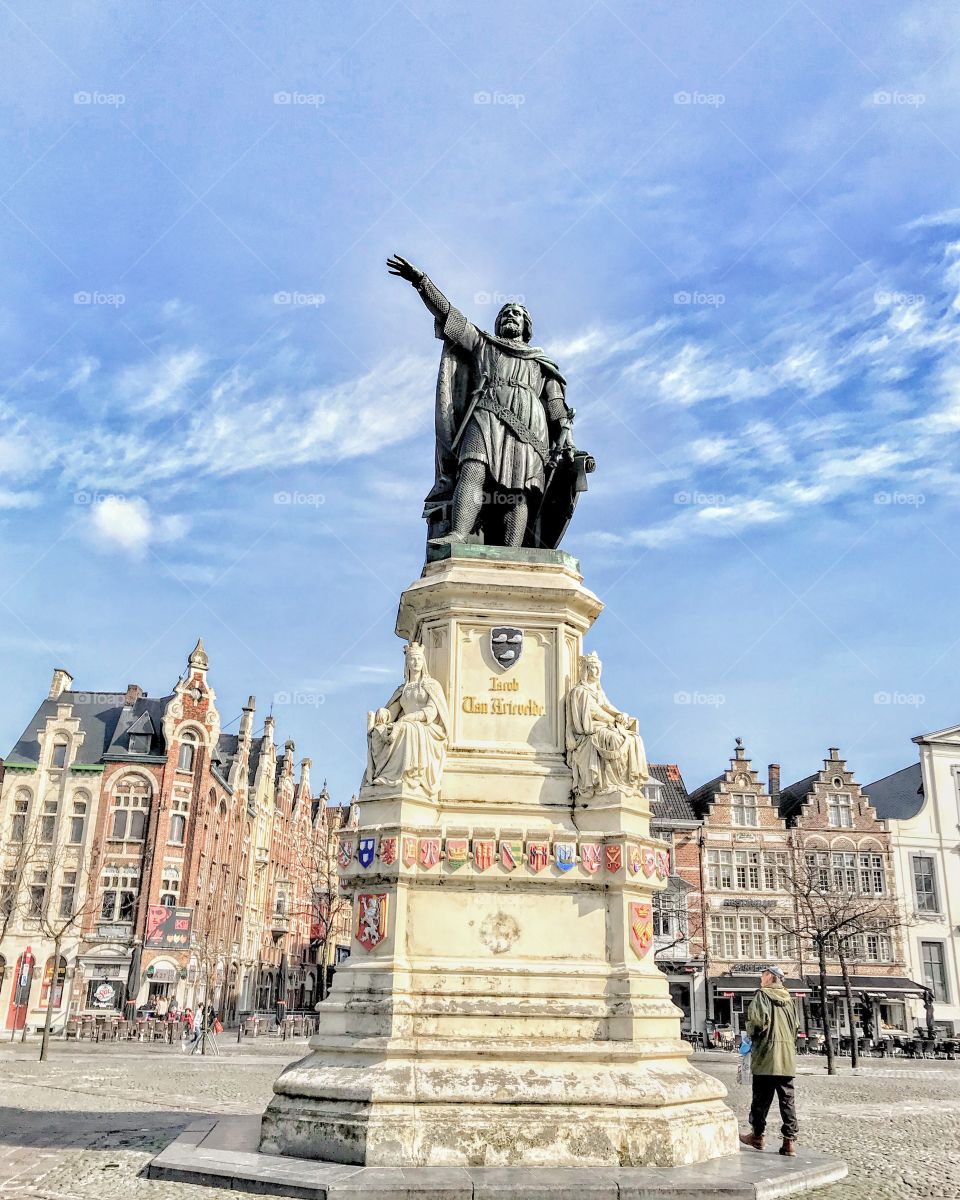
[51,738,68,769]
[160,866,180,907]
[177,732,198,772]
[110,777,152,841]
[69,794,89,844]
[11,790,30,842]
[39,800,58,844]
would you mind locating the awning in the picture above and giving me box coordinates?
[711,975,810,994]
[804,975,926,998]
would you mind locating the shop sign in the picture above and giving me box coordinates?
[731,962,768,973]
[145,904,193,948]
[150,967,178,984]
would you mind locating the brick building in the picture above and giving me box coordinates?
[0,644,345,1033]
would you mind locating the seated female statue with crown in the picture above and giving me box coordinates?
[566,651,649,799]
[364,642,450,799]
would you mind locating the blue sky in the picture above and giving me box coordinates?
[2,1,960,802]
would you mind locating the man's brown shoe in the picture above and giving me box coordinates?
[779,1138,797,1157]
[739,1132,764,1150]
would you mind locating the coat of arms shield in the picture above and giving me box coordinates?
[490,626,523,670]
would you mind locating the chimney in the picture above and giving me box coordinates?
[828,747,840,761]
[299,757,312,793]
[239,695,256,742]
[734,736,746,760]
[768,763,780,799]
[124,683,143,706]
[283,739,295,773]
[263,715,275,749]
[49,668,74,700]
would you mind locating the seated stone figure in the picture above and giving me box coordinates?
[364,642,450,799]
[566,651,648,798]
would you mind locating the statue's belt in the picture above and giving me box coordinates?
[468,393,550,465]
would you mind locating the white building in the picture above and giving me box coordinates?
[867,723,960,1035]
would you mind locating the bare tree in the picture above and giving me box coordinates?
[0,824,44,943]
[33,854,99,1062]
[290,801,349,1004]
[769,836,911,1075]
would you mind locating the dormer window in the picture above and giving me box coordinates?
[129,733,150,755]
[51,740,68,769]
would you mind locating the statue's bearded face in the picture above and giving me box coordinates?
[496,303,530,342]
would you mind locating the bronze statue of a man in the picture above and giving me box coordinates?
[387,254,592,550]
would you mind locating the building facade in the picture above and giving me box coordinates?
[0,645,346,1033]
[868,722,960,1035]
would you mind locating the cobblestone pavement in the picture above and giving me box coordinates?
[0,1040,957,1198]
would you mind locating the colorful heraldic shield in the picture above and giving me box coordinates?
[642,847,657,878]
[337,839,355,871]
[401,836,417,867]
[473,839,495,871]
[527,841,549,872]
[379,837,398,866]
[554,841,576,872]
[356,893,388,953]
[419,837,441,869]
[445,838,468,869]
[499,839,522,871]
[628,844,643,875]
[629,901,654,958]
[605,844,623,874]
[580,842,602,874]
[358,837,377,869]
[655,849,669,880]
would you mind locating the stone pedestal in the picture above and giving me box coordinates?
[261,546,738,1167]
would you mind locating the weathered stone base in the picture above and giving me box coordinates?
[149,1116,848,1199]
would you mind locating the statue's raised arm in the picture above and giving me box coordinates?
[386,252,594,551]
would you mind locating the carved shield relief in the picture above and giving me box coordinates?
[490,626,523,670]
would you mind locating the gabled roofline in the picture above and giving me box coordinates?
[913,723,960,745]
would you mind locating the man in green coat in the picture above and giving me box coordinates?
[739,965,800,1157]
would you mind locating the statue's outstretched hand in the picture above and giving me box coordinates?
[387,254,424,286]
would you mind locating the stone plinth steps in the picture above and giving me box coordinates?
[147,1115,847,1199]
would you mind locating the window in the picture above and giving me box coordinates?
[0,869,15,918]
[59,870,77,918]
[28,870,48,917]
[763,852,787,891]
[177,733,198,772]
[707,849,733,889]
[51,740,68,768]
[858,853,885,895]
[827,793,853,827]
[653,894,684,940]
[160,867,180,907]
[168,813,186,844]
[709,913,792,960]
[99,867,140,923]
[69,798,87,844]
[832,851,857,893]
[11,791,30,842]
[735,850,761,890]
[39,800,58,844]
[921,941,949,1003]
[730,793,758,827]
[912,855,939,913]
[109,777,152,841]
[864,933,892,963]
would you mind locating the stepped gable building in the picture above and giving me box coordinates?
[0,643,329,1033]
[778,747,920,1036]
[685,739,803,1036]
[867,723,960,1035]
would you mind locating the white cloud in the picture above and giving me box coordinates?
[115,348,208,415]
[89,496,189,558]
